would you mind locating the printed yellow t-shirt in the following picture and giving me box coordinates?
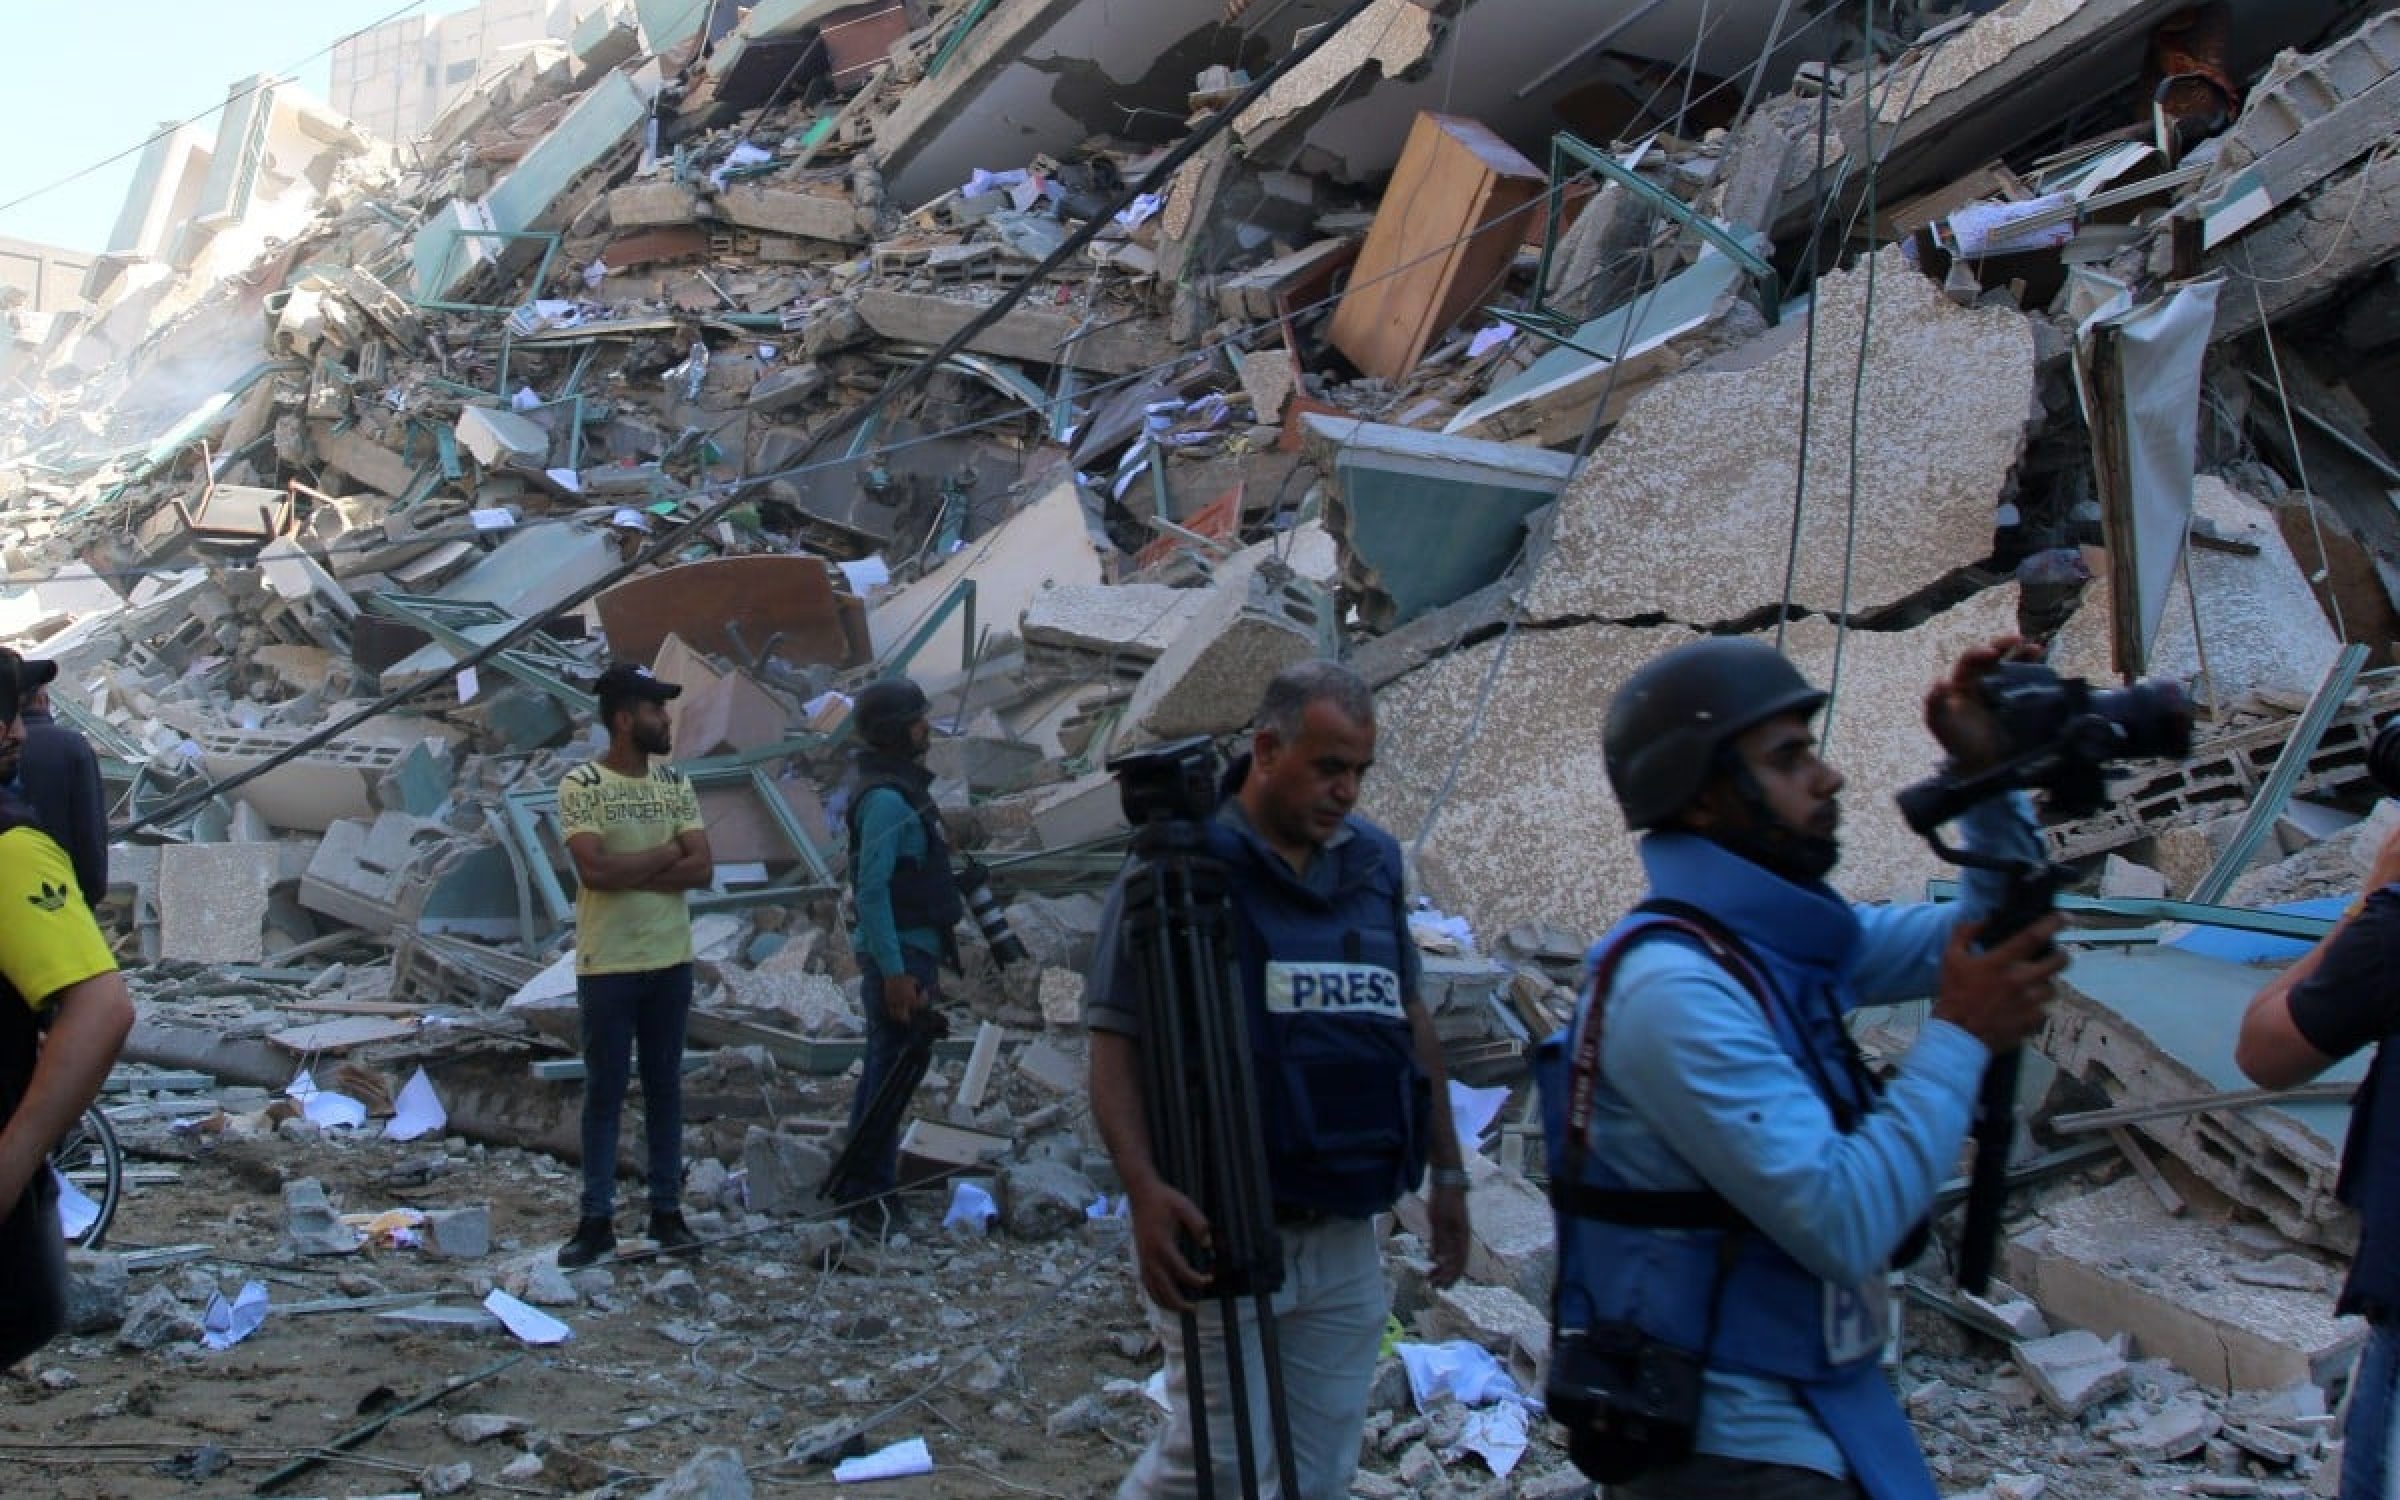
[557,761,705,975]
[0,826,117,1010]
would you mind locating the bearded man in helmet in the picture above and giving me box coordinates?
[1541,637,2068,1500]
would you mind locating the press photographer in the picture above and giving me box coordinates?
[1086,660,1469,1500]
[2235,714,2400,1500]
[1542,637,2084,1500]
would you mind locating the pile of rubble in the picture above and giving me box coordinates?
[9,0,2400,1492]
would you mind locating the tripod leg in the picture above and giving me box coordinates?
[1180,1306,1217,1500]
[1214,1295,1266,1500]
[822,1023,936,1205]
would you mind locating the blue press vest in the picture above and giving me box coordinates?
[1537,843,1934,1500]
[2335,883,2400,1325]
[1209,814,1431,1218]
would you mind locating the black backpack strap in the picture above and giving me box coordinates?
[1554,900,1777,1231]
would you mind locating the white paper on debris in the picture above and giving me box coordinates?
[202,1281,270,1351]
[483,1288,572,1345]
[286,1070,367,1130]
[834,1436,933,1482]
[384,1068,448,1142]
[54,1168,99,1241]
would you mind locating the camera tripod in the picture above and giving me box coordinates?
[822,1006,950,1212]
[1115,812,1298,1500]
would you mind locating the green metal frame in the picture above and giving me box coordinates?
[364,593,598,713]
[1924,880,2337,942]
[1505,132,1780,348]
[413,229,564,316]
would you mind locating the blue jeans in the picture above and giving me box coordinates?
[845,946,942,1199]
[576,964,692,1218]
[2347,1319,2400,1500]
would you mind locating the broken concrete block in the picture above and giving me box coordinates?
[157,842,279,964]
[2110,1395,2217,1462]
[639,1444,753,1500]
[63,1250,128,1335]
[998,1158,1099,1240]
[1021,584,1208,683]
[2098,854,2171,901]
[2013,1329,2130,1418]
[717,183,864,245]
[607,178,701,228]
[455,406,550,469]
[282,1177,363,1256]
[745,361,826,412]
[1523,248,2033,627]
[1014,1037,1081,1095]
[2005,1178,2366,1393]
[425,1205,492,1260]
[1421,1281,1550,1366]
[742,1127,830,1217]
[1392,1156,1555,1312]
[1125,570,1330,740]
[1036,967,1086,1029]
[116,1284,202,1352]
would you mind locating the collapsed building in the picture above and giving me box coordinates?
[8,0,2400,1493]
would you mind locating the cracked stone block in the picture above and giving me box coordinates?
[1522,246,2033,628]
[640,1446,754,1500]
[1368,588,2021,943]
[63,1250,128,1334]
[2013,1328,2130,1417]
[2052,477,2341,709]
[116,1284,203,1352]
[424,1205,491,1260]
[742,1127,831,1217]
[999,1158,1098,1240]
[282,1177,363,1256]
[158,842,279,964]
[2109,1395,2218,1462]
[1124,571,1330,740]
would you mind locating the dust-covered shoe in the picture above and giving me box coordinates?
[557,1215,616,1268]
[648,1210,701,1258]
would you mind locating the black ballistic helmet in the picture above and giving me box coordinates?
[853,678,930,750]
[1604,638,1828,830]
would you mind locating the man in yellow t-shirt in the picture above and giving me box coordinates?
[0,658,133,1366]
[554,662,713,1268]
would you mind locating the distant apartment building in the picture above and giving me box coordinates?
[0,237,93,316]
[330,0,595,145]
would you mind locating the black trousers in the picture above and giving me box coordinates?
[0,1172,66,1368]
[1613,1454,1865,1500]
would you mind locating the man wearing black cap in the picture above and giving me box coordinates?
[554,662,713,1267]
[0,653,133,1366]
[0,651,107,910]
[831,677,959,1224]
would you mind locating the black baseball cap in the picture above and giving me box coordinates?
[594,661,681,720]
[0,649,56,724]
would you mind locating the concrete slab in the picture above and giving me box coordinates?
[157,843,279,964]
[2005,1177,2366,1393]
[1123,569,1333,741]
[2043,945,2363,1252]
[1522,249,2033,627]
[1020,584,1206,668]
[2050,478,2343,707]
[456,406,550,469]
[1367,590,2023,943]
[867,481,1102,675]
[853,287,1164,375]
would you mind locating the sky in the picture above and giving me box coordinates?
[0,0,487,254]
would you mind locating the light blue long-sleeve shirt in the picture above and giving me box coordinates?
[849,786,944,975]
[1581,793,2042,1477]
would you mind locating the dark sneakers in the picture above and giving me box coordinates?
[557,1216,616,1269]
[649,1210,701,1258]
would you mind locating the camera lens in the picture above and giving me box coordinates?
[958,868,1029,966]
[2369,717,2400,799]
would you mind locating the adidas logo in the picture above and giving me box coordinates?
[26,881,67,913]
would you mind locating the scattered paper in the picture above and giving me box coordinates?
[1468,323,1517,358]
[835,1436,932,1483]
[1397,1340,1522,1410]
[1446,1400,1530,1477]
[510,385,541,411]
[455,667,481,703]
[202,1281,270,1351]
[709,141,773,190]
[384,1068,448,1142]
[468,507,517,531]
[837,556,891,594]
[545,467,582,493]
[1142,1367,1172,1413]
[1944,194,2075,258]
[963,167,1028,198]
[1447,1081,1510,1159]
[582,258,609,288]
[483,1288,572,1345]
[54,1167,98,1241]
[943,1181,997,1234]
[286,1070,367,1130]
[1114,192,1164,229]
[1408,906,1476,954]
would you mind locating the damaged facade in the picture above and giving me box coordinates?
[9,0,2400,1493]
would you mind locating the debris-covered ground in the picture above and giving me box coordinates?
[5,0,2400,1492]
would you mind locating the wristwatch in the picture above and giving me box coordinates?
[1428,1166,1471,1190]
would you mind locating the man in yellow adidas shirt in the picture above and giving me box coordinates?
[555,663,713,1268]
[0,653,132,1365]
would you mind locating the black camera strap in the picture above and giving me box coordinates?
[1555,899,1772,1231]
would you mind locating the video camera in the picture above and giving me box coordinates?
[1109,737,1222,828]
[1898,661,2194,835]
